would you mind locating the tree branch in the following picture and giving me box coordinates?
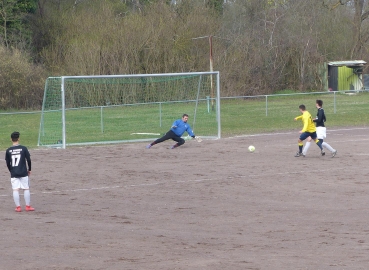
[361,10,369,21]
[322,0,349,10]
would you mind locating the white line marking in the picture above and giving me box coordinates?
[284,137,369,147]
[3,127,366,198]
[229,127,369,139]
[1,166,367,198]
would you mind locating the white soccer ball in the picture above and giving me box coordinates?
[248,145,255,152]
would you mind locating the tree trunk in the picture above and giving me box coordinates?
[350,0,364,58]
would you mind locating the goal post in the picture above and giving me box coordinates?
[38,72,221,148]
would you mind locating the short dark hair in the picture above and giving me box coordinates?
[11,131,20,142]
[299,104,306,111]
[316,100,323,107]
[182,114,189,118]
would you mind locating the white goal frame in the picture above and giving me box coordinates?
[39,71,221,149]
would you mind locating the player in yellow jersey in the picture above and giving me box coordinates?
[293,104,324,157]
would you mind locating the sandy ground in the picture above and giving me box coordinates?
[1,127,369,270]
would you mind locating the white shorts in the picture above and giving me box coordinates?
[11,176,30,190]
[316,127,327,140]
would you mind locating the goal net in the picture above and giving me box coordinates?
[38,72,221,148]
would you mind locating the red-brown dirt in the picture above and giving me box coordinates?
[1,127,369,270]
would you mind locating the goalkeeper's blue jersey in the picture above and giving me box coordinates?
[170,119,195,137]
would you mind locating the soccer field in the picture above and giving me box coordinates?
[1,127,369,269]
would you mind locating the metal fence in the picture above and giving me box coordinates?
[221,90,369,116]
[2,89,366,117]
[0,90,367,148]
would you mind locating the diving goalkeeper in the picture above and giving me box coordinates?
[146,114,197,149]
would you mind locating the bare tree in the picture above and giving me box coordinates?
[0,0,18,48]
[324,0,369,58]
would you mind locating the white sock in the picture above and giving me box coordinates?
[13,190,20,207]
[302,141,311,155]
[24,189,31,206]
[322,142,335,153]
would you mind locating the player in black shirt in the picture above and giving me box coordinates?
[5,132,34,212]
[314,104,326,127]
[313,100,337,157]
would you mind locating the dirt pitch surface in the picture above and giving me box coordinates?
[1,127,369,270]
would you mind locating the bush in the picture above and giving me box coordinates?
[0,46,46,110]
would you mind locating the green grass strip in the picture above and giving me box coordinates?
[0,91,368,150]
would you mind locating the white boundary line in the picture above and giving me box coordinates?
[1,165,367,198]
[229,127,369,139]
[283,137,369,147]
[3,127,367,198]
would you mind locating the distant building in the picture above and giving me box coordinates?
[363,74,369,90]
[326,60,366,91]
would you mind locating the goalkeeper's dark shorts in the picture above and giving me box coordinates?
[153,130,185,146]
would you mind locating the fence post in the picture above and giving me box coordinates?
[265,95,268,116]
[206,96,210,113]
[101,106,104,133]
[334,91,336,114]
[159,102,162,127]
